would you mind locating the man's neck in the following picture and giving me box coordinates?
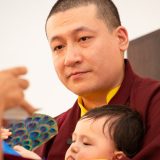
[81,92,107,110]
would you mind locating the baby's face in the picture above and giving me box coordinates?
[65,118,116,160]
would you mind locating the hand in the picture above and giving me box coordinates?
[0,67,36,114]
[0,128,42,160]
[13,145,42,160]
[0,128,12,139]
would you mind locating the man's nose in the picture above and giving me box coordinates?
[64,45,82,66]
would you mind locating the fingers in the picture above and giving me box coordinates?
[13,145,42,160]
[20,100,38,115]
[0,128,12,139]
[13,145,26,152]
[18,79,29,89]
[3,67,27,77]
[0,66,38,115]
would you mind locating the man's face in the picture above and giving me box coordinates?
[46,4,128,96]
[65,118,116,160]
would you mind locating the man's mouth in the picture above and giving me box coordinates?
[67,71,90,79]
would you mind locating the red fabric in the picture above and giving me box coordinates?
[4,153,32,160]
[35,60,160,160]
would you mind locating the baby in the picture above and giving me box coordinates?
[65,105,144,160]
[2,105,144,160]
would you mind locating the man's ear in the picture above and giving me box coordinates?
[113,151,126,160]
[115,26,129,53]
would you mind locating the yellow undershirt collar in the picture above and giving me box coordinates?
[78,85,120,117]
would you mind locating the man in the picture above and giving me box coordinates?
[36,0,160,159]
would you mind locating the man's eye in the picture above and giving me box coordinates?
[54,45,64,51]
[79,36,90,42]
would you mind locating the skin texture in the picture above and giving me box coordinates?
[13,146,42,160]
[0,128,12,139]
[0,67,36,114]
[46,4,128,110]
[65,118,125,160]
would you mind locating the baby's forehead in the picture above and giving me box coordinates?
[74,117,107,135]
[79,116,112,123]
[78,117,109,129]
[78,116,118,132]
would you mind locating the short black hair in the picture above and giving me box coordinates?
[46,0,121,31]
[81,105,145,158]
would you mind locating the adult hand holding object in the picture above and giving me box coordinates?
[0,66,37,115]
[0,66,37,159]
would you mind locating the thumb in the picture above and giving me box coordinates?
[13,145,42,160]
[20,100,39,115]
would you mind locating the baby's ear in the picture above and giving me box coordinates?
[113,151,126,160]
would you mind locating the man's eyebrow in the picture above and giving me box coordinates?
[50,36,63,43]
[72,26,96,34]
[50,26,96,43]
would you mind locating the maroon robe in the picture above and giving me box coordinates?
[35,60,160,160]
[4,154,33,160]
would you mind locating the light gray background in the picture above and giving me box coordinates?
[0,0,160,117]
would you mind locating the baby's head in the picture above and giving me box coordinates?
[65,105,144,160]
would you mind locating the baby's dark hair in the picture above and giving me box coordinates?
[81,105,145,158]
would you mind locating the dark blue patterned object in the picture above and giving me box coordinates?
[5,114,58,151]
